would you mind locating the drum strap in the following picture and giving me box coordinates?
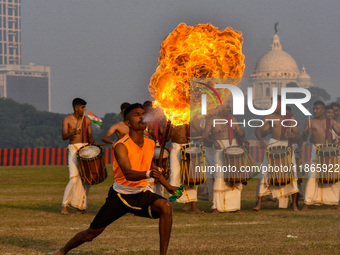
[226,115,233,145]
[82,118,89,143]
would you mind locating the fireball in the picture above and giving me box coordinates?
[149,23,245,125]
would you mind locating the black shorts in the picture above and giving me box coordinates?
[90,186,164,230]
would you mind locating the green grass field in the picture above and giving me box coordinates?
[0,166,339,255]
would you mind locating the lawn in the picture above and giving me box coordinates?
[0,166,339,254]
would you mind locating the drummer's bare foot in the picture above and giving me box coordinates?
[61,206,69,215]
[253,197,262,211]
[76,209,86,214]
[182,203,190,212]
[210,209,219,213]
[191,208,204,214]
[301,204,309,211]
[292,205,299,212]
[190,202,204,214]
[331,205,339,210]
[252,205,261,212]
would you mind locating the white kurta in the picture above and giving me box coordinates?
[304,144,340,206]
[170,142,197,203]
[62,143,90,210]
[212,139,243,212]
[257,139,299,205]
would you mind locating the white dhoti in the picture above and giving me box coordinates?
[170,142,197,203]
[62,143,90,210]
[197,146,214,201]
[212,139,242,212]
[304,144,340,206]
[258,139,298,207]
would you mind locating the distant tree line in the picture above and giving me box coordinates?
[0,85,338,148]
[0,98,122,148]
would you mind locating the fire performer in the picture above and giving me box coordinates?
[60,98,97,215]
[169,124,204,213]
[302,101,340,211]
[253,96,300,212]
[53,103,179,255]
[203,105,245,212]
[101,102,131,147]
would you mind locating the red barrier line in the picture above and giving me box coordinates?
[9,148,14,166]
[51,148,55,165]
[3,149,7,166]
[15,148,20,166]
[57,148,61,165]
[21,148,25,166]
[63,148,67,165]
[33,148,38,165]
[45,148,50,165]
[27,148,31,166]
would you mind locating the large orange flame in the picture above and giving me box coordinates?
[149,23,245,125]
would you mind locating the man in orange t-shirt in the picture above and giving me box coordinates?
[53,103,179,255]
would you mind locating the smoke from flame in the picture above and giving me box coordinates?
[149,23,245,126]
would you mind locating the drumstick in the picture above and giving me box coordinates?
[80,112,86,147]
[308,112,311,128]
[95,143,111,147]
[330,129,340,138]
[155,120,171,184]
[189,136,202,140]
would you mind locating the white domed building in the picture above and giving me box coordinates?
[249,31,313,108]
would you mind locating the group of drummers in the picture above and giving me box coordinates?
[138,98,340,213]
[61,97,340,215]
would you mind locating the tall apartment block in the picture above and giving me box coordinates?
[0,0,21,65]
[0,0,51,112]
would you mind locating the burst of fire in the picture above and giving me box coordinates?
[149,23,245,126]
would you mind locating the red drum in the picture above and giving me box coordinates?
[77,144,107,185]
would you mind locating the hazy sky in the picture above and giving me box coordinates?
[21,0,340,116]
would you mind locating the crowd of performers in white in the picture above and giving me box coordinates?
[61,99,340,214]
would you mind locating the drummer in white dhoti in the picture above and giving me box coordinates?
[253,96,301,212]
[302,101,340,211]
[169,124,204,213]
[61,98,97,215]
[203,105,246,212]
[190,115,214,202]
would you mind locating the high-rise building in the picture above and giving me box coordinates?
[0,0,51,112]
[0,0,21,65]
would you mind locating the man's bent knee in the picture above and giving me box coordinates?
[160,200,172,217]
[84,228,104,242]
